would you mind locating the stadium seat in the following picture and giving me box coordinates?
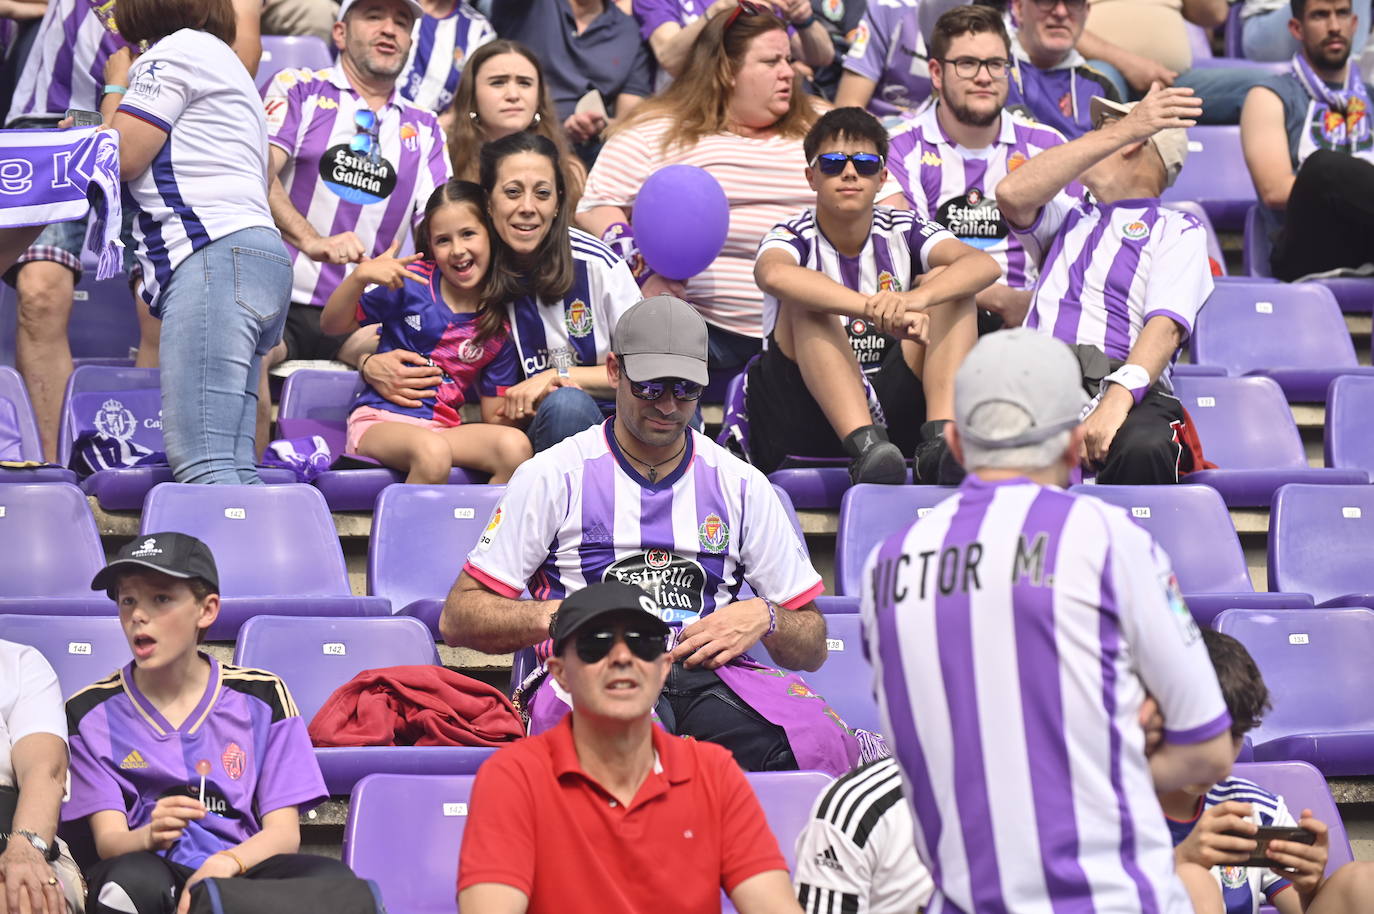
[0,483,111,616]
[834,484,956,595]
[815,595,859,613]
[1161,126,1257,230]
[368,483,505,636]
[1190,281,1374,402]
[1269,483,1374,606]
[1325,375,1374,476]
[1187,19,1288,73]
[141,483,391,638]
[747,770,832,871]
[1162,201,1226,276]
[255,35,333,92]
[0,277,140,370]
[0,366,77,482]
[800,614,882,734]
[768,466,855,511]
[1232,761,1355,875]
[1069,484,1312,625]
[1243,204,1374,314]
[0,615,128,699]
[1172,376,1367,507]
[1214,608,1374,776]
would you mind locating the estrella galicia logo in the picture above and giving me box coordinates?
[937,188,1008,250]
[605,550,707,622]
[320,145,397,206]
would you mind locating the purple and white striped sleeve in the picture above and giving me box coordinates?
[1142,211,1213,342]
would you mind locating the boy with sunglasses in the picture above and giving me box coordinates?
[458,580,803,914]
[752,105,1000,485]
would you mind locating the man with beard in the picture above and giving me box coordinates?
[262,0,451,368]
[1240,0,1374,280]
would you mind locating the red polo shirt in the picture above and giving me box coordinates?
[457,716,788,913]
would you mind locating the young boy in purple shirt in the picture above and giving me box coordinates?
[65,533,351,914]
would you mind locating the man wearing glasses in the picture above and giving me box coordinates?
[1006,0,1124,138]
[262,0,451,369]
[444,296,858,776]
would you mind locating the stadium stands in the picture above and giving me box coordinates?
[1269,483,1374,607]
[833,484,958,595]
[0,614,128,699]
[1243,205,1374,314]
[254,34,333,92]
[1161,126,1257,230]
[797,614,882,735]
[1325,375,1374,476]
[0,483,111,616]
[0,275,141,370]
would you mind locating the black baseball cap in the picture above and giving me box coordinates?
[549,581,671,653]
[91,532,220,599]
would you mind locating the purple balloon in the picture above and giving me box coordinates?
[631,164,730,281]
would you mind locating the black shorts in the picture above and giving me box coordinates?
[746,341,926,474]
[281,302,352,362]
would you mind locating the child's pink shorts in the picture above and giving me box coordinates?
[346,405,450,455]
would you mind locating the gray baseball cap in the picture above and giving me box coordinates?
[613,295,709,385]
[1089,96,1189,189]
[954,329,1089,450]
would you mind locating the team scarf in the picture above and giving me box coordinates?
[0,126,123,280]
[1291,51,1372,153]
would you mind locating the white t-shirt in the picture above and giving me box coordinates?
[0,640,67,789]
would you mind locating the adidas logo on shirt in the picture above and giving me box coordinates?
[120,750,149,769]
[584,521,612,545]
[405,313,422,332]
[816,846,844,872]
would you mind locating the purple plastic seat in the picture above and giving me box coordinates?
[1232,761,1354,873]
[1170,364,1228,377]
[141,483,391,638]
[254,35,332,92]
[1325,375,1374,476]
[368,484,505,637]
[747,770,832,871]
[1161,126,1257,230]
[815,595,858,613]
[1215,608,1374,775]
[0,277,141,367]
[1162,201,1227,276]
[800,614,881,734]
[0,366,77,483]
[768,466,854,511]
[0,614,128,699]
[834,484,957,594]
[1172,376,1367,507]
[0,483,112,617]
[1191,281,1374,402]
[1243,205,1374,313]
[1069,484,1312,625]
[1269,483,1374,607]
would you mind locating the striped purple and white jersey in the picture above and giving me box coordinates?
[399,2,495,114]
[119,30,276,312]
[887,105,1072,290]
[465,419,824,622]
[861,476,1231,914]
[1015,194,1213,387]
[264,64,450,307]
[757,206,954,372]
[8,0,127,122]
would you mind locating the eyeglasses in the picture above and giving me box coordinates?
[1029,0,1088,11]
[626,375,705,401]
[350,109,381,166]
[575,626,667,663]
[938,56,1012,79]
[810,152,885,176]
[722,0,765,34]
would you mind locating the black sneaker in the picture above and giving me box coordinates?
[841,425,907,486]
[913,420,966,486]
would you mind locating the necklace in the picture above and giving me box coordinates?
[614,429,686,483]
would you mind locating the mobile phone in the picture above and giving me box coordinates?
[65,108,102,127]
[1225,826,1316,868]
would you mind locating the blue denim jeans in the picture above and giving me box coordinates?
[1085,60,1268,123]
[159,227,290,484]
[528,385,603,452]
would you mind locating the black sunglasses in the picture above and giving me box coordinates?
[575,626,668,664]
[627,376,705,401]
[811,152,885,177]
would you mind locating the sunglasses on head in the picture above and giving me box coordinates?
[626,376,705,401]
[575,626,668,664]
[810,152,885,177]
[722,0,766,33]
[350,109,381,166]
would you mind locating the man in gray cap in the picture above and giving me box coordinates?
[443,296,858,775]
[996,84,1215,485]
[860,327,1234,914]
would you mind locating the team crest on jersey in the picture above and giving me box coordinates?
[1058,92,1073,118]
[1122,220,1149,241]
[222,742,246,780]
[1007,150,1029,172]
[476,506,503,550]
[787,681,820,699]
[457,339,485,363]
[697,514,730,553]
[565,299,594,337]
[876,271,900,293]
[822,0,844,21]
[94,398,137,441]
[605,550,707,622]
[453,46,467,66]
[400,122,420,153]
[1219,866,1246,889]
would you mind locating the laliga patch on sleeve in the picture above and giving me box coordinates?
[476,505,503,551]
[1163,572,1200,645]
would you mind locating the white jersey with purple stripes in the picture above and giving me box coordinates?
[860,476,1231,914]
[9,0,127,121]
[841,0,930,120]
[465,419,823,621]
[264,64,450,307]
[399,2,495,114]
[505,228,641,380]
[887,105,1071,291]
[118,30,276,312]
[1014,193,1214,389]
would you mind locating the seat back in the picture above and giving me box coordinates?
[255,35,333,92]
[66,277,141,364]
[1231,761,1354,874]
[141,483,351,596]
[0,483,106,597]
[276,369,360,456]
[1192,281,1356,373]
[0,615,128,699]
[0,366,41,461]
[1243,204,1275,278]
[1068,484,1253,593]
[1325,375,1374,475]
[368,484,505,612]
[1214,608,1374,750]
[1161,126,1257,222]
[746,771,832,872]
[1171,376,1309,470]
[800,614,882,734]
[835,485,956,594]
[234,615,439,722]
[1268,483,1374,603]
[57,366,163,468]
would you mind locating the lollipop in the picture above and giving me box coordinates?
[195,759,212,805]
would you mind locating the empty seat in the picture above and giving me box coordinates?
[1068,484,1311,625]
[1161,126,1257,230]
[801,614,882,734]
[0,615,128,699]
[1191,281,1374,401]
[1172,376,1367,507]
[768,466,856,512]
[141,483,390,638]
[1243,205,1374,314]
[834,484,956,595]
[1325,375,1374,477]
[255,35,333,92]
[0,366,76,482]
[1269,483,1374,606]
[1214,608,1374,775]
[0,483,107,604]
[368,484,505,636]
[1232,761,1354,874]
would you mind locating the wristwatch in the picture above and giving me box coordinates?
[1102,363,1151,405]
[4,829,57,862]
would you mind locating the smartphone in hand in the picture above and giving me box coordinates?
[65,108,103,127]
[1225,826,1316,868]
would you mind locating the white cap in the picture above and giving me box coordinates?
[337,0,424,22]
[954,329,1089,450]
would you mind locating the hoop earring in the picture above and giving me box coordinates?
[532,112,541,125]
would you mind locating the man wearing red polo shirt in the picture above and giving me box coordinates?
[457,581,802,914]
